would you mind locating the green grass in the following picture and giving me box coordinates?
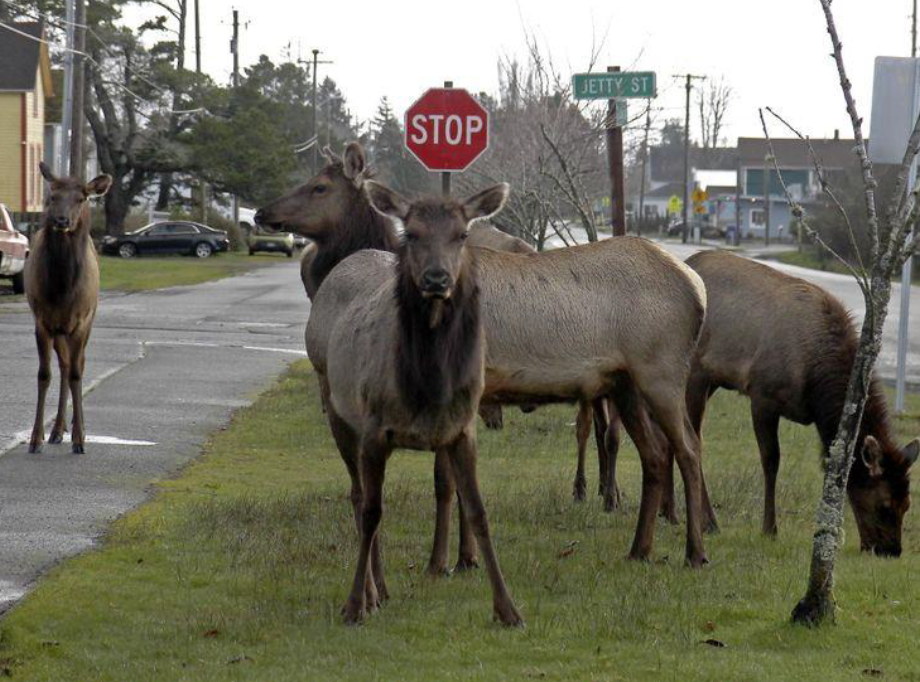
[774,248,920,284]
[3,362,920,681]
[97,252,272,292]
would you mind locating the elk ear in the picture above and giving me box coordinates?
[901,438,920,467]
[365,181,410,222]
[39,161,56,183]
[862,436,885,478]
[85,174,113,197]
[461,183,510,224]
[343,142,367,183]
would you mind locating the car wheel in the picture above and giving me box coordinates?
[119,242,137,258]
[286,249,294,258]
[12,270,25,294]
[248,248,256,256]
[195,242,213,258]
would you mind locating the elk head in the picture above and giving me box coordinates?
[39,162,112,234]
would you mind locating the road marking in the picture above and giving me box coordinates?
[11,431,157,447]
[243,345,307,356]
[144,340,306,356]
[237,322,290,328]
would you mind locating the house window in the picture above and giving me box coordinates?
[751,209,765,226]
[644,205,660,217]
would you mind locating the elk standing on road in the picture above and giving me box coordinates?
[308,182,522,626]
[26,163,112,454]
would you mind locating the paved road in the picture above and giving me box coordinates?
[0,261,307,610]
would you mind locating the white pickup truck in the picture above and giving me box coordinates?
[0,203,28,294]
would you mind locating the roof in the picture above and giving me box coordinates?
[737,136,858,170]
[649,146,737,184]
[0,21,52,95]
[646,182,684,199]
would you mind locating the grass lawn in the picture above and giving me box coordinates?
[97,252,273,292]
[774,248,920,285]
[2,362,920,681]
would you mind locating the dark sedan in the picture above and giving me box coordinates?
[101,221,231,259]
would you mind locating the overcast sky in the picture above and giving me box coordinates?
[128,0,911,145]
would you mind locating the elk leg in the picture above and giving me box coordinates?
[49,336,70,444]
[614,381,666,562]
[342,437,389,625]
[640,379,708,568]
[327,400,387,603]
[428,449,455,576]
[751,402,781,536]
[67,332,89,454]
[478,403,503,430]
[455,495,479,571]
[29,328,53,454]
[686,372,718,533]
[595,398,622,511]
[658,452,679,524]
[446,431,522,627]
[573,400,592,501]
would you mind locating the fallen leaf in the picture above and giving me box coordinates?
[203,629,220,638]
[558,541,579,558]
[861,669,883,678]
[700,639,726,648]
[701,621,716,633]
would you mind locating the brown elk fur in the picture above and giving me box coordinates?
[660,250,917,555]
[25,163,111,454]
[311,184,522,625]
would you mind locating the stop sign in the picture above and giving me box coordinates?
[404,88,489,172]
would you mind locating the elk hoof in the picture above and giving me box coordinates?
[493,602,524,628]
[48,431,64,445]
[573,483,587,502]
[454,556,479,573]
[685,552,709,569]
[72,443,85,455]
[28,442,42,454]
[426,562,451,578]
[341,599,366,625]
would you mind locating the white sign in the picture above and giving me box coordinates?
[869,57,920,164]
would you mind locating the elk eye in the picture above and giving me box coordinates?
[405,233,418,243]
[312,185,326,195]
[459,233,469,242]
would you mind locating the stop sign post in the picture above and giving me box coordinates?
[405,82,489,196]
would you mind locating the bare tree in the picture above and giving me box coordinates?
[762,0,920,625]
[698,77,733,150]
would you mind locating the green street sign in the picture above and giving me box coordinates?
[572,71,657,100]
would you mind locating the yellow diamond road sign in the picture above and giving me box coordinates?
[692,188,708,204]
[667,195,682,213]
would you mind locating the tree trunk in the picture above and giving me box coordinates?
[104,186,131,235]
[792,274,892,624]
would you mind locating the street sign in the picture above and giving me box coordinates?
[667,195,682,214]
[694,204,707,215]
[404,88,489,172]
[869,57,920,164]
[572,71,657,100]
[691,188,708,204]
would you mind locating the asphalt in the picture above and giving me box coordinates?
[0,259,307,611]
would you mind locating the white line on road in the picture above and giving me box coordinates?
[144,340,306,355]
[11,431,157,446]
[242,345,308,356]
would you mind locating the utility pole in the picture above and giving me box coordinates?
[637,100,652,236]
[310,49,333,171]
[441,80,454,196]
[675,73,706,243]
[60,0,75,175]
[605,66,626,236]
[68,0,85,178]
[194,0,202,73]
[231,8,240,227]
[196,0,206,223]
[763,153,772,246]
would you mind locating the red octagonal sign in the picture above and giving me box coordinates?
[405,88,489,172]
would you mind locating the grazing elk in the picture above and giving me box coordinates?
[658,251,917,556]
[307,181,710,591]
[307,182,522,625]
[25,163,112,454]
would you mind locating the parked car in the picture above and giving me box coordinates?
[101,221,230,259]
[0,203,28,293]
[248,229,295,257]
[292,234,308,250]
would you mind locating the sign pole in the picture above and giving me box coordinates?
[441,80,454,197]
[606,66,626,236]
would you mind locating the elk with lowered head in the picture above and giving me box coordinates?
[25,162,112,454]
[306,181,522,626]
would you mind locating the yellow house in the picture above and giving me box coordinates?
[0,22,53,215]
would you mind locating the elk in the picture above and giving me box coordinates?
[307,182,522,626]
[25,163,112,454]
[306,181,710,611]
[658,251,917,556]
